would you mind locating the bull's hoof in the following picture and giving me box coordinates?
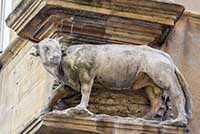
[63,107,94,117]
[143,112,154,120]
[160,118,187,127]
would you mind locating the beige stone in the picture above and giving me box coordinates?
[0,40,55,133]
[6,0,184,46]
[0,0,199,133]
[21,113,188,134]
[162,12,200,134]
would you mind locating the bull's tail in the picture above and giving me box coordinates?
[175,66,192,120]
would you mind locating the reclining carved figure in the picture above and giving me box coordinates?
[31,38,192,126]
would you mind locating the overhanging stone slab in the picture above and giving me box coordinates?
[6,0,184,46]
[21,113,188,134]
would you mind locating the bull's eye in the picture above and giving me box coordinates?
[44,46,49,51]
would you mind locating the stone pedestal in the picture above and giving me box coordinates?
[21,113,188,134]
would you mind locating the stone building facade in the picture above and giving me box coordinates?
[0,0,200,134]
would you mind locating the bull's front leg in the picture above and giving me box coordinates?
[64,71,94,116]
[76,80,93,109]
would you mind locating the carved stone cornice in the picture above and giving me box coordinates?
[6,0,184,46]
[183,11,200,25]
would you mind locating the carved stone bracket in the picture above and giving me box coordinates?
[21,113,188,134]
[6,0,184,47]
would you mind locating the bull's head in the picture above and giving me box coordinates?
[31,38,62,65]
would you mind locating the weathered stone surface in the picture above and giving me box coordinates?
[58,89,150,117]
[1,0,198,133]
[1,11,198,134]
[21,113,188,134]
[33,38,191,126]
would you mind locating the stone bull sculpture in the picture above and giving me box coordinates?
[31,38,192,126]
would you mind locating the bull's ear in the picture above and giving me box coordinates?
[56,36,64,44]
[32,43,39,49]
[30,50,40,57]
[61,45,67,52]
[61,46,67,56]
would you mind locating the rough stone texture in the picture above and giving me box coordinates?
[162,13,200,134]
[60,89,150,117]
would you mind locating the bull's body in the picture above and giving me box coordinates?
[32,38,192,126]
[61,45,172,92]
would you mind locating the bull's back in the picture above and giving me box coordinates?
[94,45,143,89]
[66,44,173,89]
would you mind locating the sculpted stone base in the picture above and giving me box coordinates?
[58,89,149,117]
[21,112,188,134]
[54,88,174,121]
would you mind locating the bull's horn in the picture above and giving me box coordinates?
[56,36,64,43]
[32,43,39,49]
[61,45,67,51]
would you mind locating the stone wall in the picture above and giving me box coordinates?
[0,40,54,133]
[162,13,200,134]
[175,0,200,12]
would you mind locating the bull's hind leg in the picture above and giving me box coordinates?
[160,77,187,126]
[133,72,162,119]
[144,86,162,119]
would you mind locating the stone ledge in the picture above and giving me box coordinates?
[21,113,188,134]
